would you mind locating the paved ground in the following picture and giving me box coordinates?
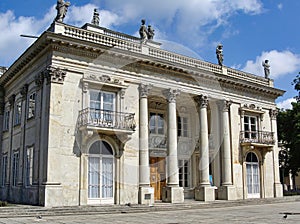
[0,201,299,224]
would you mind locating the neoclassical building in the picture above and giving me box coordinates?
[0,15,284,206]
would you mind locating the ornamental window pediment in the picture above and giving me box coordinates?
[82,73,128,89]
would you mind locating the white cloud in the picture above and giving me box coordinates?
[242,50,300,79]
[0,9,54,66]
[0,1,264,66]
[277,4,283,10]
[277,97,296,110]
[97,0,263,47]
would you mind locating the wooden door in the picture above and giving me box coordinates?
[150,157,166,200]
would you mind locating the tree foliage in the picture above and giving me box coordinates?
[277,73,300,177]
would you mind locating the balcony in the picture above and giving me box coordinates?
[77,108,136,133]
[240,131,275,145]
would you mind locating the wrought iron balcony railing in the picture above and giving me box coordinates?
[240,131,275,145]
[77,108,136,131]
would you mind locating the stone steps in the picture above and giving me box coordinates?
[0,196,299,218]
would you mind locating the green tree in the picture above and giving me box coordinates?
[277,73,300,183]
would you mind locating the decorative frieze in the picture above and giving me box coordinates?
[239,103,264,118]
[43,66,67,85]
[163,89,180,103]
[138,84,152,98]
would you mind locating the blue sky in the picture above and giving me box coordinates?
[0,0,299,109]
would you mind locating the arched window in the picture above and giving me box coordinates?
[246,152,260,198]
[88,140,114,203]
[246,152,258,163]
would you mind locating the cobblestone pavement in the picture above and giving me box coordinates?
[0,201,299,224]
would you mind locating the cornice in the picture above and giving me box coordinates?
[0,31,285,101]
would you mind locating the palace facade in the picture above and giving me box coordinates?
[0,20,284,206]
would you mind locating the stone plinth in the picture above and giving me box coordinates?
[138,186,154,205]
[274,183,283,197]
[217,185,236,200]
[195,185,215,202]
[162,186,184,203]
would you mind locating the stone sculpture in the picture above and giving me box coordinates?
[262,59,270,79]
[91,9,100,26]
[139,19,155,43]
[147,25,155,40]
[55,0,71,23]
[216,44,223,66]
[139,19,148,43]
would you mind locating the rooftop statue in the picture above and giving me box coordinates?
[55,0,71,23]
[139,19,148,43]
[147,25,155,40]
[262,59,270,79]
[216,44,223,66]
[91,9,100,26]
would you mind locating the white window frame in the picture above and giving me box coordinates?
[14,100,22,125]
[1,155,8,187]
[177,116,188,137]
[25,146,34,186]
[178,159,190,188]
[12,151,19,187]
[149,112,165,135]
[89,90,116,125]
[244,115,258,140]
[28,92,36,119]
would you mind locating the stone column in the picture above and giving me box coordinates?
[270,109,283,197]
[218,100,236,200]
[194,95,215,201]
[162,89,184,203]
[138,84,154,205]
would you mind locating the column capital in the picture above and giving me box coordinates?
[20,84,28,100]
[269,109,278,120]
[42,65,67,85]
[138,83,152,98]
[163,89,180,103]
[194,95,208,108]
[8,94,16,108]
[218,99,232,112]
[35,73,44,89]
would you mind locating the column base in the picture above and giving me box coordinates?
[217,185,236,200]
[162,186,184,203]
[195,185,215,202]
[138,186,154,205]
[274,183,283,197]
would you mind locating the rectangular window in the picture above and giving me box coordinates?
[3,110,10,131]
[12,151,19,186]
[25,147,34,186]
[244,116,257,139]
[177,116,188,137]
[1,155,8,187]
[14,100,22,125]
[28,92,36,119]
[150,112,164,134]
[89,90,116,124]
[178,159,190,188]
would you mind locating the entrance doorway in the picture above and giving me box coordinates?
[88,140,114,204]
[150,157,166,200]
[246,152,260,198]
